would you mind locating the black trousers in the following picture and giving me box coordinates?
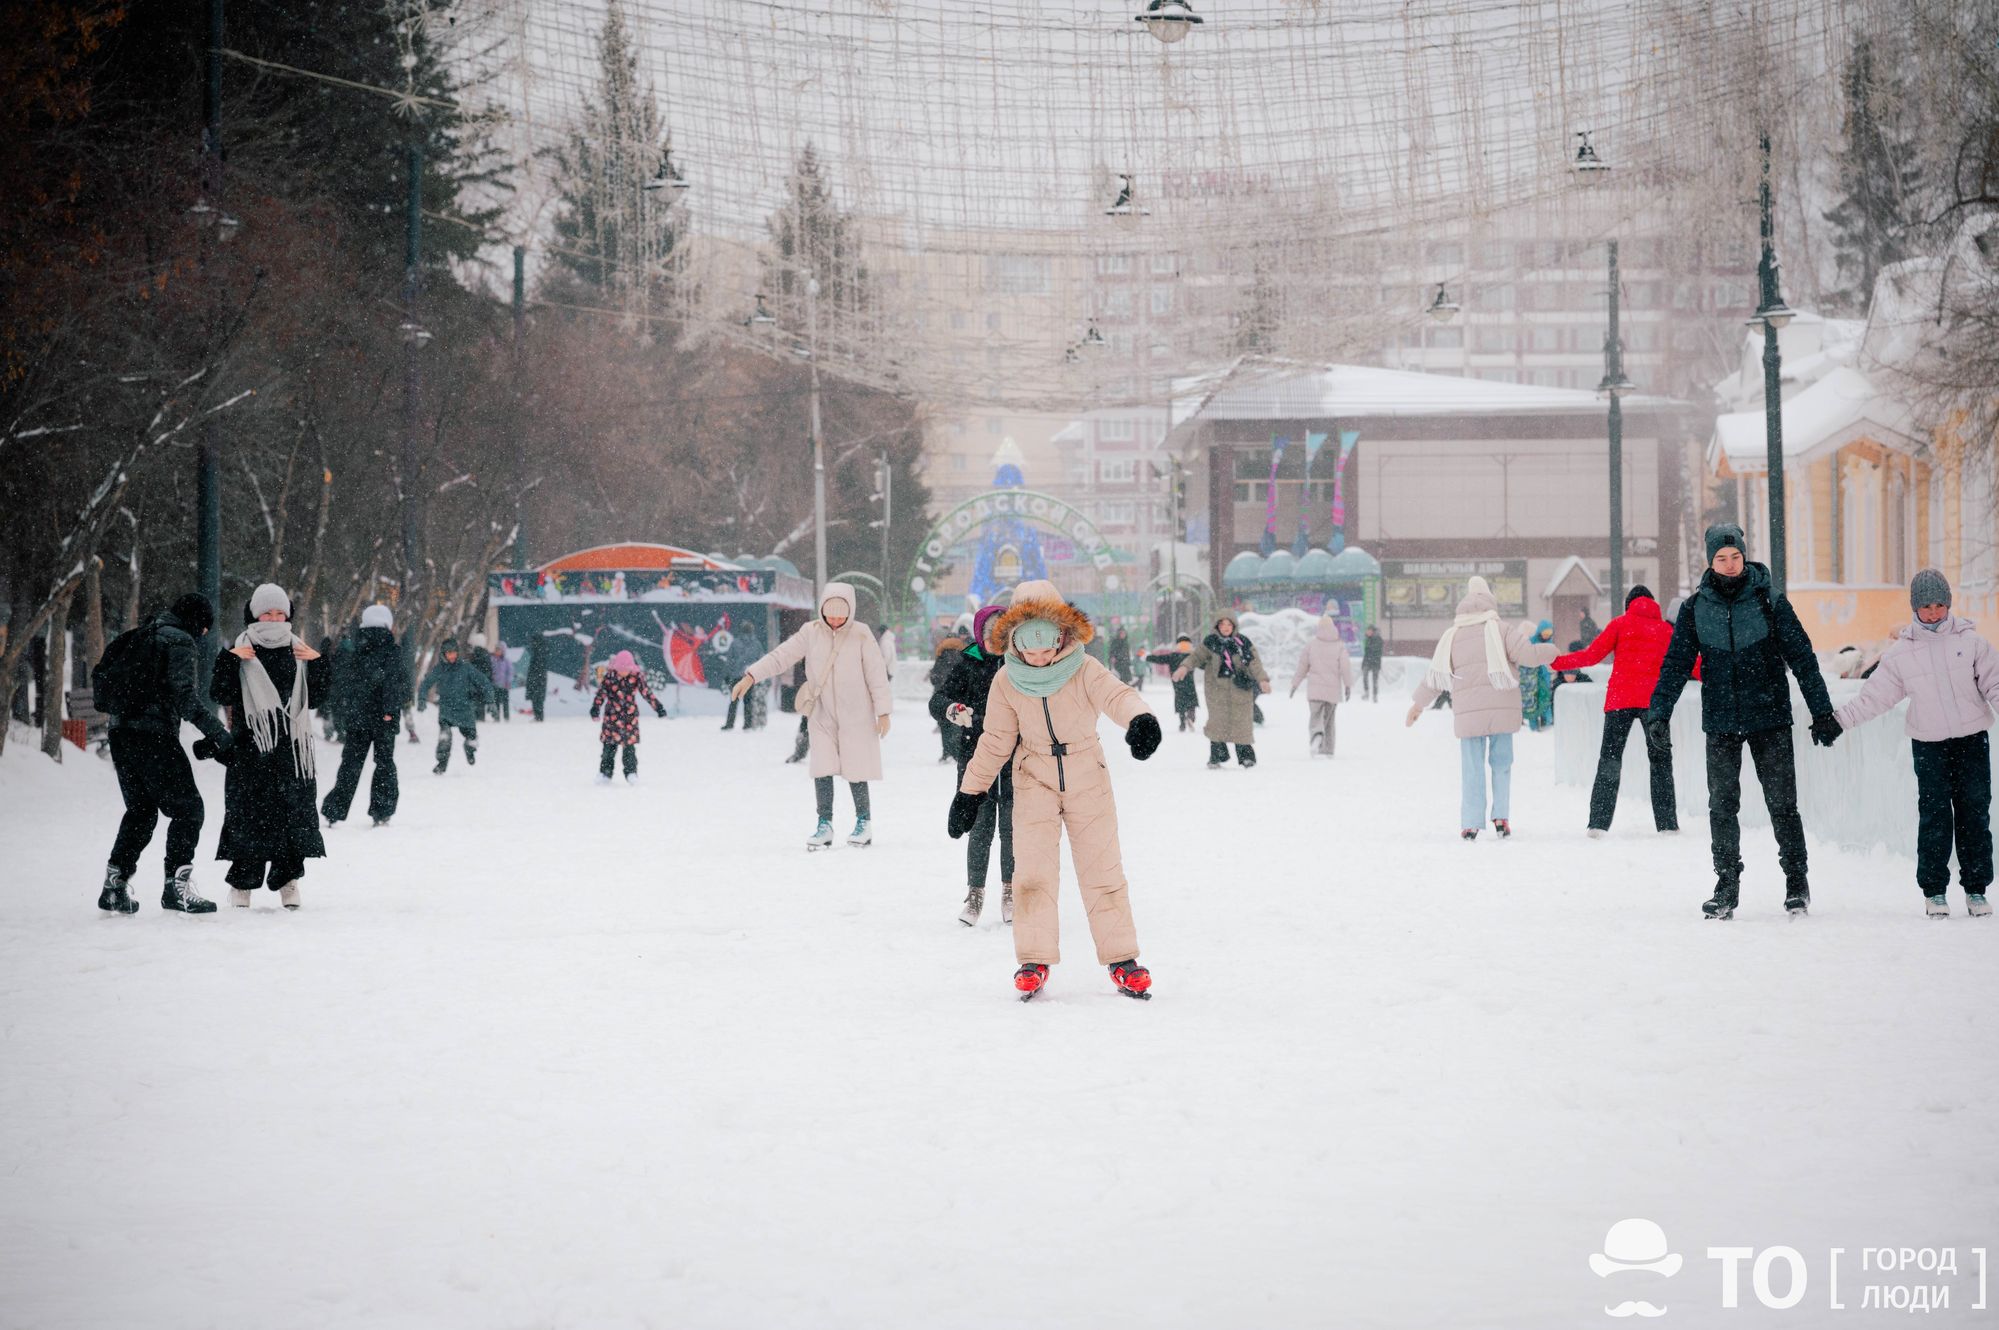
[1362,663,1381,700]
[1589,708,1679,832]
[1209,741,1256,765]
[530,692,545,722]
[1706,727,1807,884]
[108,728,205,877]
[1912,732,1993,895]
[322,722,399,823]
[226,857,305,890]
[814,776,870,821]
[600,741,637,777]
[435,723,477,768]
[960,760,1015,887]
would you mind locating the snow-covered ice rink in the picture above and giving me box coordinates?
[4,685,1997,1328]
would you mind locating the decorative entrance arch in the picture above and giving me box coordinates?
[906,489,1126,602]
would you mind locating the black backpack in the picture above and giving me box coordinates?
[92,622,162,717]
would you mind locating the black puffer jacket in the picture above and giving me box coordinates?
[1648,562,1832,734]
[335,627,407,732]
[927,643,1004,763]
[210,641,331,862]
[107,610,230,746]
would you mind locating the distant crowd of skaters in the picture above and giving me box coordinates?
[86,522,1995,992]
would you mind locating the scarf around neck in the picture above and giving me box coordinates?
[234,621,315,779]
[1425,610,1517,694]
[1006,645,1088,698]
[1206,632,1252,677]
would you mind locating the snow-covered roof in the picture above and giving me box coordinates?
[1183,357,1678,422]
[1710,312,1868,407]
[1711,366,1919,472]
[1542,554,1604,601]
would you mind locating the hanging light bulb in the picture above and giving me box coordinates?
[745,293,777,326]
[1105,174,1149,227]
[1572,131,1611,178]
[1134,0,1202,44]
[643,147,690,193]
[1082,322,1108,349]
[1427,283,1460,322]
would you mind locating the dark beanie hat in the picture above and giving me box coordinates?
[1704,523,1746,563]
[441,637,460,654]
[1626,584,1654,607]
[1910,568,1951,610]
[169,593,214,633]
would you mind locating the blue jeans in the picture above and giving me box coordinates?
[1460,734,1514,828]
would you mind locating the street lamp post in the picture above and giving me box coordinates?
[808,277,826,595]
[400,142,427,615]
[1597,241,1637,606]
[196,0,225,662]
[1752,132,1796,594]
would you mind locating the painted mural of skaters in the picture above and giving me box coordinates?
[208,585,329,910]
[1290,613,1357,757]
[1175,616,1270,769]
[93,592,238,914]
[1405,575,1562,841]
[1645,523,1838,919]
[1144,635,1199,732]
[1551,586,1679,839]
[947,580,1161,1000]
[929,605,1014,926]
[733,583,892,849]
[417,637,497,774]
[1832,569,1999,919]
[590,650,667,785]
[320,604,407,829]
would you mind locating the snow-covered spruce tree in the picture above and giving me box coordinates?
[547,0,683,324]
[763,143,869,342]
[1822,37,1922,314]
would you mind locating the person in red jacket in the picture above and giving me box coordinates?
[1553,585,1680,837]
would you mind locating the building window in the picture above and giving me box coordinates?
[1100,420,1137,443]
[1100,459,1137,483]
[988,254,1050,295]
[1150,251,1178,274]
[985,312,1002,332]
[1474,283,1514,311]
[1428,325,1463,349]
[1102,289,1132,318]
[1151,287,1172,316]
[986,417,1004,435]
[1097,253,1133,276]
[1473,326,1510,353]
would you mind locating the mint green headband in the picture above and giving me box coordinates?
[1012,619,1062,651]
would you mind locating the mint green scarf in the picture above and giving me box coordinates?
[1005,645,1087,698]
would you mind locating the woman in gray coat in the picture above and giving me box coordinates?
[1175,616,1270,769]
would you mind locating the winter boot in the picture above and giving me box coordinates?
[433,761,448,775]
[1014,963,1049,1000]
[1109,959,1153,1000]
[594,772,612,786]
[623,772,640,786]
[161,866,217,914]
[1926,894,1950,918]
[371,816,391,828]
[1001,883,1014,925]
[1969,894,1993,917]
[1586,828,1608,840]
[806,818,835,850]
[278,882,300,911]
[229,888,253,908]
[958,886,984,927]
[1492,818,1512,840]
[1702,878,1740,920]
[848,817,873,847]
[464,741,477,767]
[97,864,139,915]
[1784,877,1810,917]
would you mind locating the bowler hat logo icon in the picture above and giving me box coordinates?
[1592,1219,1680,1318]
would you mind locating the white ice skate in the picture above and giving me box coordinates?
[623,772,640,786]
[1586,828,1607,840]
[594,772,612,786]
[806,818,835,850]
[1926,894,1950,918]
[278,882,301,911]
[229,888,253,908]
[958,886,984,927]
[848,817,873,847]
[1970,894,1992,917]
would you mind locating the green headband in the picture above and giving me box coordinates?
[1012,619,1062,652]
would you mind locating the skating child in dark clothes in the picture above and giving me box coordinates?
[1144,635,1200,731]
[591,650,666,784]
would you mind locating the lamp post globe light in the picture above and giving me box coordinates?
[1427,283,1460,322]
[1135,0,1202,43]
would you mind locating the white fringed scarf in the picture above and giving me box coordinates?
[1425,592,1519,695]
[233,620,316,779]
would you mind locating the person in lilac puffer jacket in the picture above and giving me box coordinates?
[1834,569,1999,918]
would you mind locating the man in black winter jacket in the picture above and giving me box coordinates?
[1646,523,1839,919]
[321,604,408,826]
[100,592,236,914]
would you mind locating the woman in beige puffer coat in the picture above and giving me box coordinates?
[1290,613,1357,756]
[735,582,891,848]
[1406,576,1561,839]
[948,579,1162,1000]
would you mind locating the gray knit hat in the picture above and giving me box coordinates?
[1704,523,1747,564]
[1910,568,1952,611]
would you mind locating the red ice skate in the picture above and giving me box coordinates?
[1015,963,1050,1000]
[1108,960,1152,1000]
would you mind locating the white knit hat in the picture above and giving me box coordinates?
[361,604,393,630]
[471,632,489,648]
[248,583,290,619]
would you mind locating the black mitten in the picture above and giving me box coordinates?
[1125,713,1162,761]
[947,790,983,840]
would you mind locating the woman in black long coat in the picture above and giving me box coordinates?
[209,584,329,909]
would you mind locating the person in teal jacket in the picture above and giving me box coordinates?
[417,637,495,774]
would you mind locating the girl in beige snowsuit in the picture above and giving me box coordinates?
[948,580,1163,1000]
